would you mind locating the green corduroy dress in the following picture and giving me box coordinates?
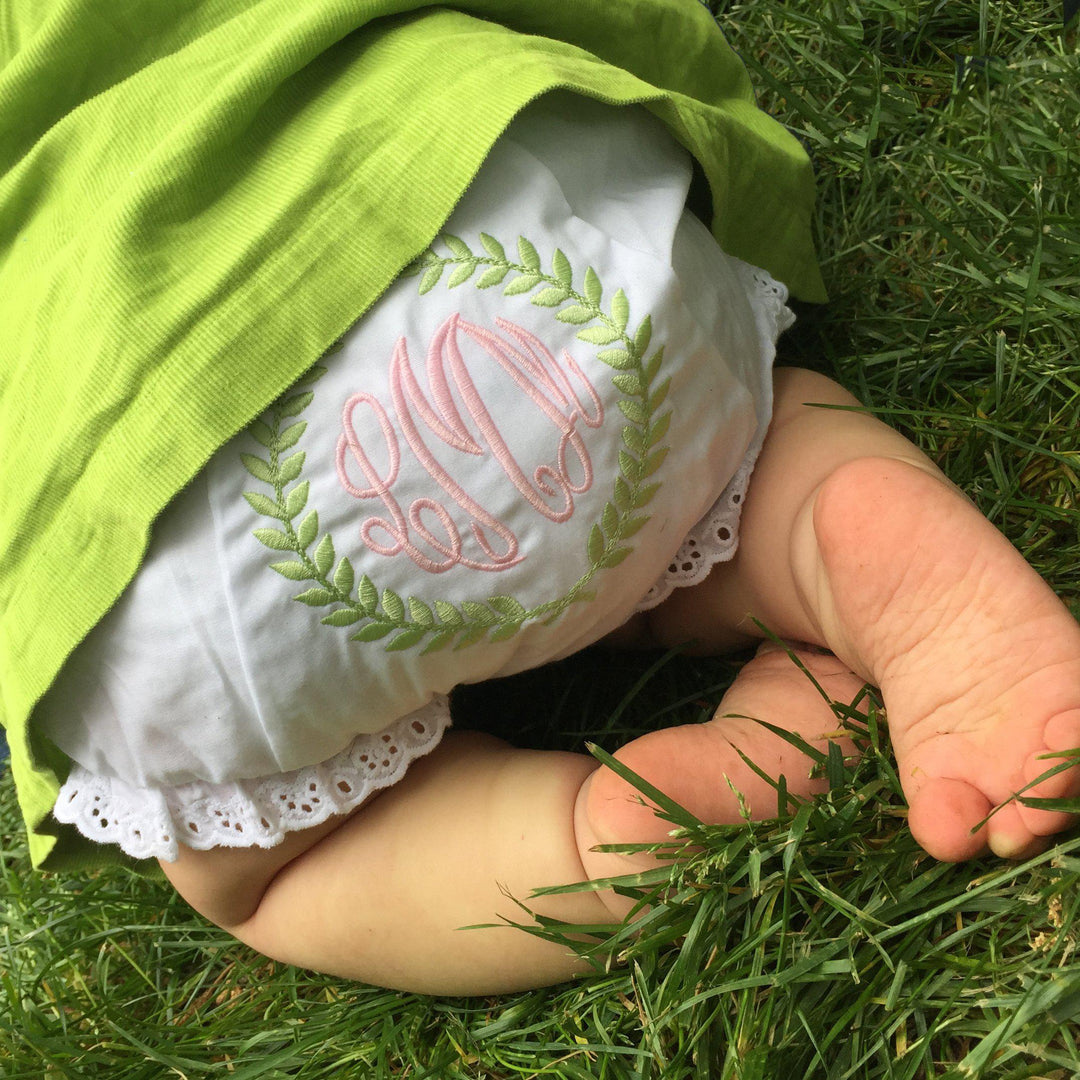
[0,0,824,869]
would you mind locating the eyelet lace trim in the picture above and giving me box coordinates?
[52,698,451,862]
[636,262,795,611]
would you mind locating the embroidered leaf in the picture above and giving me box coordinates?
[618,450,639,480]
[623,514,650,538]
[480,232,506,260]
[587,524,605,564]
[285,481,309,520]
[322,608,362,627]
[601,502,619,536]
[518,236,541,272]
[487,595,526,619]
[381,588,405,622]
[386,627,429,651]
[269,560,310,580]
[253,527,292,551]
[611,289,630,333]
[643,346,664,384]
[622,425,646,456]
[634,481,662,508]
[648,410,672,447]
[297,510,319,549]
[333,556,354,596]
[612,372,643,396]
[278,391,314,418]
[555,305,593,325]
[634,316,653,357]
[531,287,567,308]
[503,274,541,296]
[649,377,672,411]
[577,324,622,346]
[358,575,378,615]
[294,587,335,606]
[244,491,284,520]
[434,600,464,627]
[461,601,497,626]
[357,574,377,607]
[584,266,602,305]
[552,248,572,288]
[418,264,444,295]
[421,629,457,654]
[614,475,632,509]
[277,421,308,451]
[407,596,435,627]
[447,261,476,288]
[352,622,392,642]
[489,622,521,643]
[456,623,490,649]
[601,546,633,569]
[642,446,670,478]
[597,348,633,370]
[443,233,472,259]
[313,534,335,578]
[247,420,276,449]
[278,451,305,485]
[476,265,509,289]
[294,363,328,388]
[618,399,648,425]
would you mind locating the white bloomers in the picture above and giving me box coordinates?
[37,93,795,861]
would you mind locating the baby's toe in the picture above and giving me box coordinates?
[908,777,991,862]
[1016,742,1080,838]
[907,775,1050,862]
[1044,709,1080,752]
[986,801,1045,860]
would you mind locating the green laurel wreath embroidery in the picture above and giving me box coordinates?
[242,232,672,654]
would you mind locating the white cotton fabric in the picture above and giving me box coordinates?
[40,93,794,860]
[637,262,794,608]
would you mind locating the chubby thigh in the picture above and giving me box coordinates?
[160,730,612,995]
[37,95,771,798]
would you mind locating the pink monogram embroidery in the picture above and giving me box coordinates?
[336,314,604,573]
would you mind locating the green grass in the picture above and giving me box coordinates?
[3,2,1079,1076]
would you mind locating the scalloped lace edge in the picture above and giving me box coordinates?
[635,261,795,612]
[52,698,451,862]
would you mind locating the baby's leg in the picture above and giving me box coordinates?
[161,648,854,997]
[164,732,612,995]
[589,367,1080,862]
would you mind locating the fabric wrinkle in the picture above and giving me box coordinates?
[205,465,285,776]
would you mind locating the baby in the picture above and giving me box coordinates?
[8,4,1079,999]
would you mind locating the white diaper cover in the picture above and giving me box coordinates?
[37,93,795,861]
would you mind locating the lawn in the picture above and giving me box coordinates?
[2,2,1079,1077]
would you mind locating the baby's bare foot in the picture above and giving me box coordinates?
[577,641,865,884]
[810,457,1080,860]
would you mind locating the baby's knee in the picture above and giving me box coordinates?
[771,366,862,418]
[768,368,940,481]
